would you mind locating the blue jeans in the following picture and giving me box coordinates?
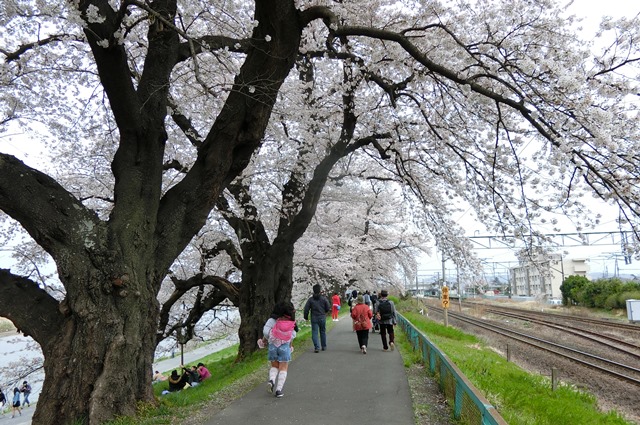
[267,342,292,362]
[311,317,327,350]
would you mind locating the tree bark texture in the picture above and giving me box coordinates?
[0,1,302,423]
[33,272,159,424]
[236,241,295,359]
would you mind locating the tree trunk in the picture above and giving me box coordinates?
[33,269,159,425]
[237,242,294,359]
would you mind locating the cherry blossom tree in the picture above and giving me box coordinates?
[1,0,639,423]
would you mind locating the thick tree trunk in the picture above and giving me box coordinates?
[33,270,159,425]
[237,243,294,359]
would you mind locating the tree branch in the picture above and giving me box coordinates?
[156,273,239,343]
[0,269,65,350]
[0,154,102,265]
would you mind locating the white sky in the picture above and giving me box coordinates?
[419,0,640,277]
[1,2,639,278]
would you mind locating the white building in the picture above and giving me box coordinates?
[509,255,589,298]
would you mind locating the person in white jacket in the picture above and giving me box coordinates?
[262,301,297,398]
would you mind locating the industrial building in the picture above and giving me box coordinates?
[509,254,589,298]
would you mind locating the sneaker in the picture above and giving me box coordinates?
[314,348,319,353]
[275,390,284,398]
[383,347,388,351]
[267,380,274,394]
[321,347,326,351]
[390,342,395,351]
[362,346,367,354]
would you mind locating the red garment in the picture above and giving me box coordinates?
[198,365,212,380]
[350,303,373,331]
[331,294,341,319]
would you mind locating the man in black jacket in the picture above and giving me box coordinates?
[303,284,331,353]
[374,289,397,351]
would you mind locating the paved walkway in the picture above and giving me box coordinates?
[0,335,239,425]
[204,318,415,425]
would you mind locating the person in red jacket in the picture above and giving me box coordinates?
[350,295,373,354]
[331,292,341,321]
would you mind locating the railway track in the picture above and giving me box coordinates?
[463,300,640,332]
[427,304,640,386]
[480,308,640,358]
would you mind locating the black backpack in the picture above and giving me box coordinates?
[378,300,393,320]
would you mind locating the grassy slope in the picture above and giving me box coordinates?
[106,304,632,425]
[400,307,632,425]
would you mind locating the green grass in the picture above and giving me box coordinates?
[399,306,632,425]
[105,316,325,424]
[0,318,15,333]
[104,304,632,425]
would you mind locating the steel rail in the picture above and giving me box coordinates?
[430,306,640,386]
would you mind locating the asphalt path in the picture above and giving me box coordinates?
[204,318,414,425]
[0,335,238,425]
[0,319,416,424]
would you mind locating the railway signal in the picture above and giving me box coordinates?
[442,286,450,326]
[441,286,450,309]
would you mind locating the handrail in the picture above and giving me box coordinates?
[398,313,508,425]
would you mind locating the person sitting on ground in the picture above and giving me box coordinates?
[153,370,168,382]
[167,369,190,392]
[197,362,212,380]
[179,365,201,386]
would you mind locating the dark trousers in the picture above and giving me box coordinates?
[356,329,369,348]
[311,317,327,349]
[379,323,395,349]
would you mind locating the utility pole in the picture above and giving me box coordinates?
[457,263,462,311]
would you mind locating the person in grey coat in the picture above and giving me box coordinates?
[373,289,397,351]
[303,284,331,352]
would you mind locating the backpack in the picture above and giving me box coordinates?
[271,318,295,342]
[378,300,393,320]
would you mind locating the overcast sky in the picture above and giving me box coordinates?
[418,1,640,277]
[1,2,639,279]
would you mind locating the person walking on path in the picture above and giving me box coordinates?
[374,290,397,351]
[303,284,331,352]
[0,387,6,415]
[363,290,371,307]
[20,381,31,407]
[348,289,358,313]
[262,301,297,398]
[350,295,373,354]
[11,387,21,418]
[331,292,341,321]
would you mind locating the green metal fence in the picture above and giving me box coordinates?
[398,313,508,425]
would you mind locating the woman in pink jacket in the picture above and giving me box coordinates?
[350,295,373,354]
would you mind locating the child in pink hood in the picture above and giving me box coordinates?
[262,301,297,398]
